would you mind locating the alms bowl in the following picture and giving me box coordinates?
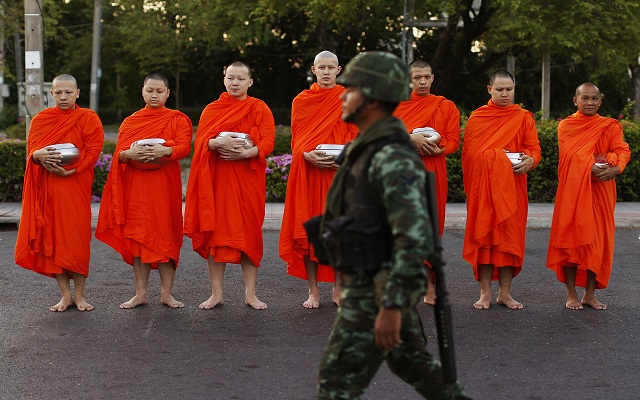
[411,127,442,144]
[505,152,524,165]
[316,144,345,160]
[131,138,166,148]
[51,143,80,166]
[594,162,608,168]
[218,131,254,149]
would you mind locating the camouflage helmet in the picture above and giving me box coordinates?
[337,51,411,102]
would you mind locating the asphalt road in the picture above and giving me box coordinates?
[1,228,639,400]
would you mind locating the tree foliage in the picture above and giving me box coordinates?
[1,0,639,124]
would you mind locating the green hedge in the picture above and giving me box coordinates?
[0,139,27,202]
[1,118,638,203]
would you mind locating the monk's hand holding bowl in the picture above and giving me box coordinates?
[42,161,76,177]
[420,140,445,156]
[219,145,258,160]
[33,146,63,166]
[512,154,534,175]
[129,143,156,163]
[141,143,172,163]
[209,134,245,153]
[304,150,336,169]
[593,165,621,182]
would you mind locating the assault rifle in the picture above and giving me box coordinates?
[425,171,458,389]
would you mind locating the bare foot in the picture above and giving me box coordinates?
[473,293,491,310]
[582,297,607,310]
[199,295,223,310]
[496,295,524,310]
[565,298,584,310]
[303,293,320,309]
[332,286,341,307]
[120,295,148,309]
[50,297,74,312]
[423,293,436,306]
[161,295,185,309]
[75,298,94,312]
[246,295,268,310]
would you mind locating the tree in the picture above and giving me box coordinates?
[408,0,640,117]
[112,0,198,108]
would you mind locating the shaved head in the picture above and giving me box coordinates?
[489,70,515,86]
[409,59,431,70]
[225,61,252,78]
[144,73,169,88]
[576,82,600,97]
[314,51,338,65]
[52,74,78,89]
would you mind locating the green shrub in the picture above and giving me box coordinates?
[103,139,117,155]
[526,119,560,202]
[0,139,27,201]
[271,125,292,156]
[5,122,27,140]
[1,117,637,204]
[615,120,640,201]
[448,116,638,203]
[0,106,20,131]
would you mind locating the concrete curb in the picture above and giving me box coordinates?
[2,202,639,230]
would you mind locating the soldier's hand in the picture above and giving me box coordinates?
[374,307,403,351]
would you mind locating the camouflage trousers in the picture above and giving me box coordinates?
[317,271,469,400]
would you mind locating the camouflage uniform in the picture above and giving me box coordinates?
[316,114,469,399]
[314,51,469,399]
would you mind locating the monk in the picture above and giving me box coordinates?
[394,59,460,305]
[546,82,631,310]
[15,74,104,312]
[462,70,541,310]
[279,50,358,308]
[95,73,192,309]
[184,61,275,310]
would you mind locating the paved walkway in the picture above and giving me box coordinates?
[2,201,639,230]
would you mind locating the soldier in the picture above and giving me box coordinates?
[312,52,470,399]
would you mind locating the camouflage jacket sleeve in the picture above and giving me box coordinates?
[369,143,434,310]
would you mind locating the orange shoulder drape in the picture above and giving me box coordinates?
[95,106,192,268]
[462,100,541,281]
[546,112,631,288]
[15,106,104,277]
[279,83,358,282]
[394,93,460,235]
[184,93,275,266]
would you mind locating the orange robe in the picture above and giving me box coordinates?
[462,100,541,281]
[15,106,104,278]
[546,111,631,288]
[279,83,358,282]
[184,93,275,266]
[95,106,192,268]
[394,93,460,235]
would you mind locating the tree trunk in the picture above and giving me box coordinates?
[174,69,180,110]
[116,73,122,123]
[429,0,496,99]
[631,62,640,120]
